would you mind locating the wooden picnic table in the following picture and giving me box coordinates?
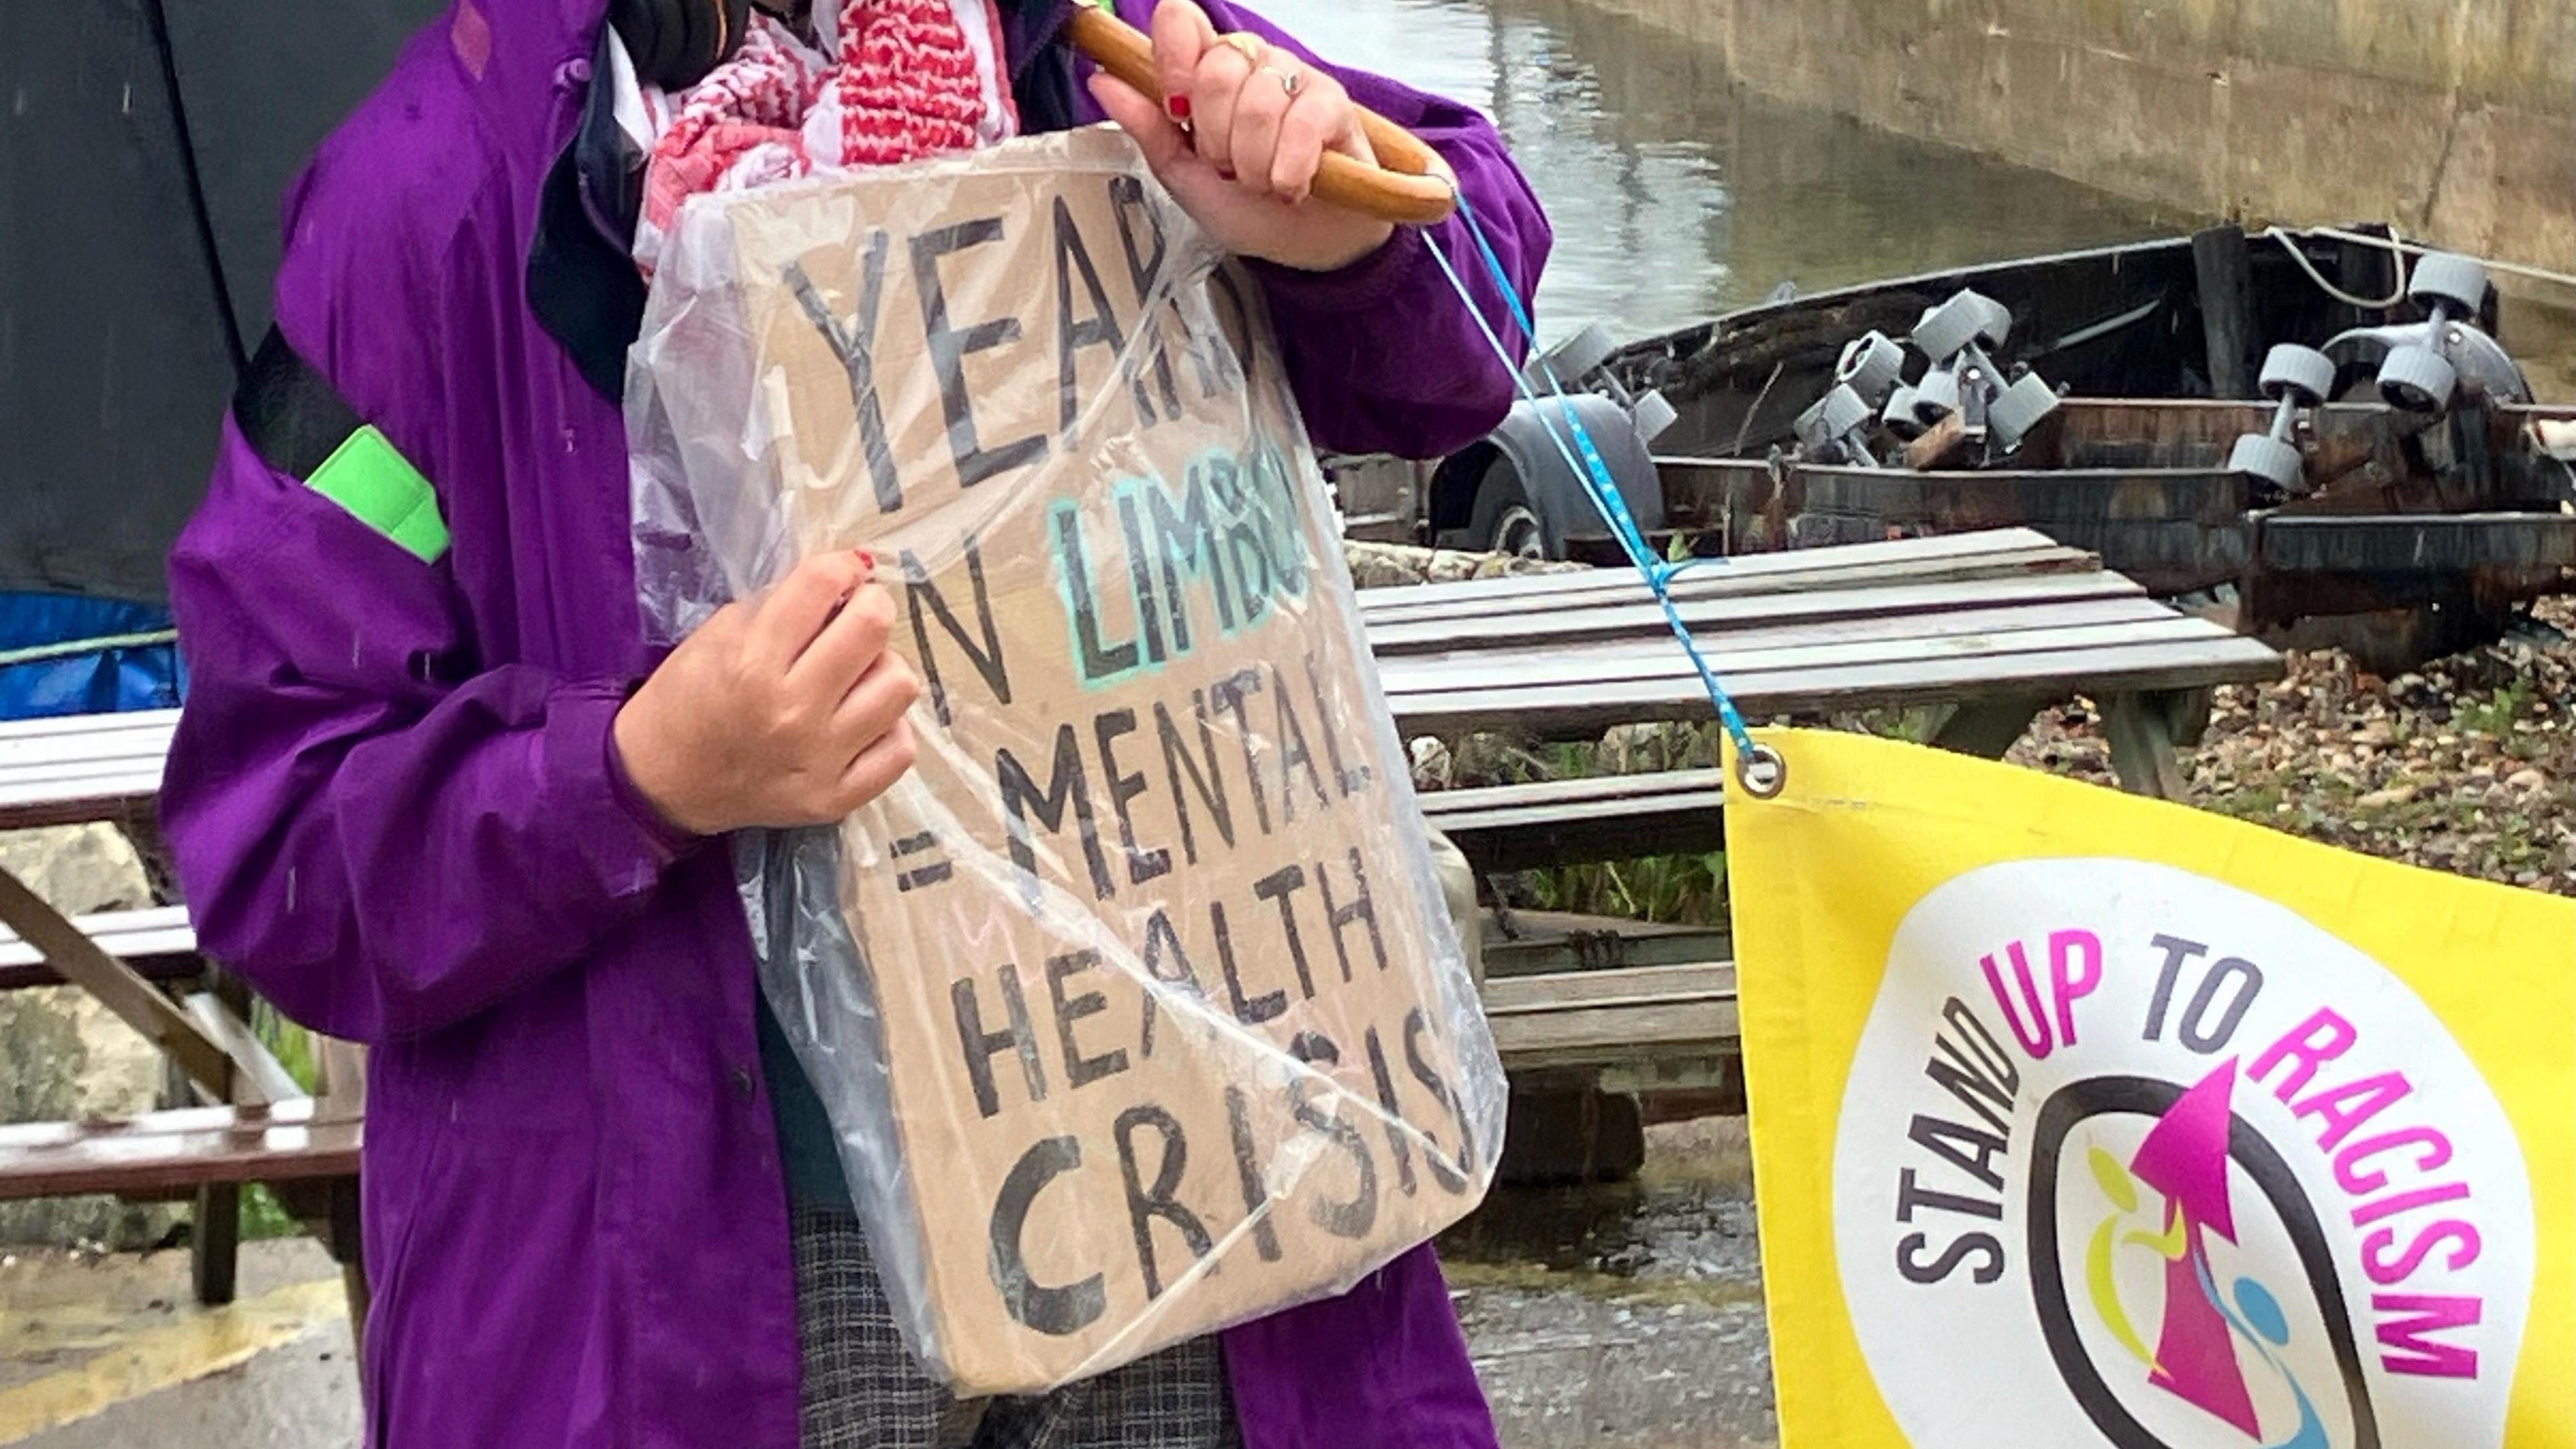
[0,705,363,1316]
[1392,528,2284,1126]
[0,708,176,830]
[0,529,2282,1201]
[1371,527,2280,796]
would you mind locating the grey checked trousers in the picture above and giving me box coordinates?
[792,1205,1244,1449]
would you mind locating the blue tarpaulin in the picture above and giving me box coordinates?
[0,592,184,721]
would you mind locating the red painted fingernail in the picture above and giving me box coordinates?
[852,548,875,570]
[1216,166,1236,181]
[1167,94,1191,121]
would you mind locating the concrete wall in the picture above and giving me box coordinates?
[1558,0,2574,272]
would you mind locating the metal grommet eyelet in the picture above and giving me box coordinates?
[1733,743,1787,800]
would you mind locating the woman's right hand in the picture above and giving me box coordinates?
[614,550,921,837]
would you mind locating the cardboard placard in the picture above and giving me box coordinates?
[638,127,1501,1393]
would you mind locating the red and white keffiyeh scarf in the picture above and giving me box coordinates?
[629,0,1020,276]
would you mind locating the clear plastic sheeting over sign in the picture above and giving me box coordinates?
[628,126,1503,1395]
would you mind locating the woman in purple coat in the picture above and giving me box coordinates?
[161,1,1546,1444]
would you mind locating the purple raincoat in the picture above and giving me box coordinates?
[162,3,1547,1445]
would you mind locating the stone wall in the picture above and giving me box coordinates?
[0,824,181,1246]
[1344,539,1583,589]
[1552,0,2574,273]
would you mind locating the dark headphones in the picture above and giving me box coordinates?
[608,0,755,90]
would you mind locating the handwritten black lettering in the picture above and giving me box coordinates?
[988,1136,1105,1333]
[1289,1032,1378,1239]
[996,724,1116,906]
[1364,1026,1419,1198]
[1094,707,1171,886]
[1053,505,1139,684]
[786,243,902,513]
[1115,1106,1212,1299]
[900,538,1010,726]
[1152,692,1235,864]
[1405,1007,1477,1190]
[1138,907,1208,1058]
[953,965,1047,1119]
[1317,849,1388,982]
[912,217,1046,486]
[1252,865,1317,1000]
[1210,667,1273,835]
[1267,664,1333,822]
[1045,949,1130,1090]
[1052,194,1142,431]
[1212,898,1285,1026]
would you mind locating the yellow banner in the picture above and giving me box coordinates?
[1728,728,2572,1449]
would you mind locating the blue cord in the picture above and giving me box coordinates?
[1425,193,1761,766]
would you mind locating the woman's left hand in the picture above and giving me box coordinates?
[1087,0,1406,272]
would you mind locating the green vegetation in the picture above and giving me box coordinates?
[239,1003,323,1242]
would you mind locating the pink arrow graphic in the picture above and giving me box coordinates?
[2129,1059,2259,1437]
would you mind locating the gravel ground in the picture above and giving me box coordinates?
[1441,1118,1777,1449]
[2012,597,2576,892]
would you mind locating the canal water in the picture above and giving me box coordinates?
[1266,0,2573,398]
[1262,0,2194,351]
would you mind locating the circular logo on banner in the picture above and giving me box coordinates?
[1831,859,2534,1449]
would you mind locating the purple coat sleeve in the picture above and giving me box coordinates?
[161,425,686,1043]
[160,118,690,1044]
[1091,0,1551,460]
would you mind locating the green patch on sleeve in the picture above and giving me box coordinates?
[306,425,449,564]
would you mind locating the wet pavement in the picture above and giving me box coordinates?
[0,1238,357,1447]
[0,1122,1772,1448]
[1440,1119,1776,1448]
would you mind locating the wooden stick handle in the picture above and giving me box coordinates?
[1063,7,1458,226]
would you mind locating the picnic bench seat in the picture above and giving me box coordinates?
[1485,961,1737,1075]
[0,1098,360,1203]
[1475,911,1741,1183]
[1480,911,1737,1077]
[1421,769,1725,873]
[0,903,199,991]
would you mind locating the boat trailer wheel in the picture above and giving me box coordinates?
[1881,384,1927,441]
[1910,365,1962,426]
[2229,343,2332,494]
[2379,343,2460,413]
[1834,330,1907,409]
[1911,288,2011,364]
[2408,251,2491,319]
[1986,371,2061,453]
[2375,252,2489,413]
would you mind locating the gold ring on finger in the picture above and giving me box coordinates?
[1261,64,1303,98]
[1217,31,1267,65]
